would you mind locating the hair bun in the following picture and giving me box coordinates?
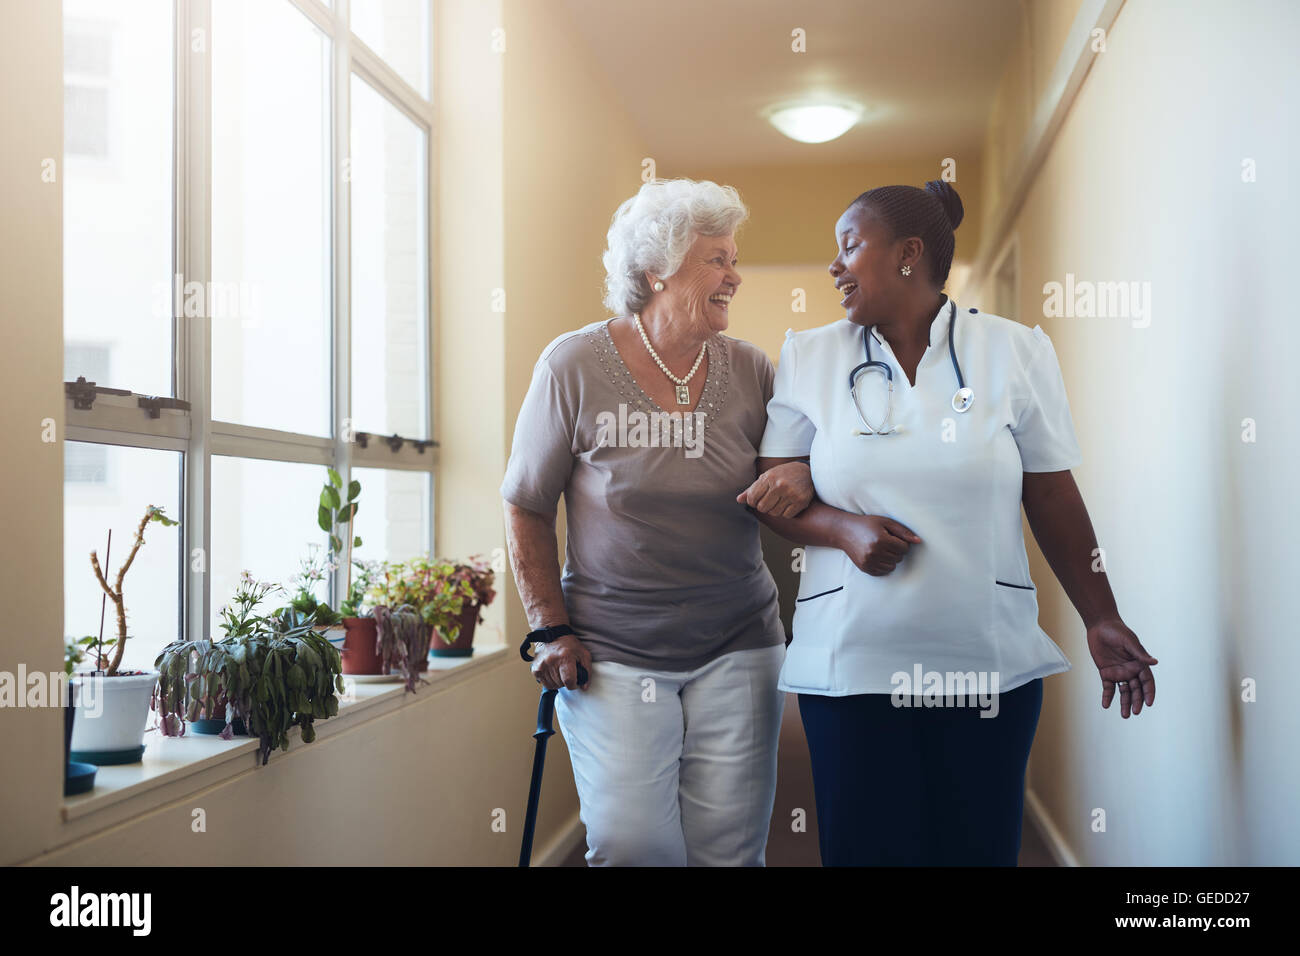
[923,180,964,230]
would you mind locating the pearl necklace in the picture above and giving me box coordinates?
[633,313,706,405]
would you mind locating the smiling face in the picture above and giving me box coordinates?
[650,232,741,335]
[828,203,921,327]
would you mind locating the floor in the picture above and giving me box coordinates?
[560,693,1058,867]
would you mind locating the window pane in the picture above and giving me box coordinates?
[210,457,328,635]
[351,467,430,564]
[350,0,430,97]
[64,444,182,672]
[211,0,331,436]
[350,75,429,439]
[63,0,174,397]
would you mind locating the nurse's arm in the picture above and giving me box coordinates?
[1019,470,1121,627]
[747,457,837,548]
[747,458,921,576]
[1021,470,1159,716]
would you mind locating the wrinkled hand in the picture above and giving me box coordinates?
[531,634,592,691]
[840,515,922,575]
[1086,618,1157,717]
[736,462,815,518]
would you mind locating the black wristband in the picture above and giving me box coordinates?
[519,624,575,662]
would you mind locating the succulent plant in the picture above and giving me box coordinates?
[88,505,178,676]
[154,577,345,765]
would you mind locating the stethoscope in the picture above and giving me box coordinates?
[848,299,973,436]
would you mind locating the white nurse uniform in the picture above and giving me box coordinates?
[759,298,1083,697]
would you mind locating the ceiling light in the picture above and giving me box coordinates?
[766,102,862,144]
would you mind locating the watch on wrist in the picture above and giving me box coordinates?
[519,623,575,662]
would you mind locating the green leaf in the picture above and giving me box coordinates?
[317,505,332,534]
[320,486,341,510]
[353,536,362,548]
[326,467,342,489]
[347,479,361,501]
[330,534,342,553]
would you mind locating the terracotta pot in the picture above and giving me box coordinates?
[431,604,479,658]
[341,617,385,675]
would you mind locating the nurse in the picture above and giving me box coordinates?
[741,180,1159,866]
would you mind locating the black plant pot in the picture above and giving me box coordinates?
[64,695,97,796]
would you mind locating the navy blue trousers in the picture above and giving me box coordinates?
[798,678,1043,866]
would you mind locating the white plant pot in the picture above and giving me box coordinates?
[70,671,157,763]
[323,626,347,652]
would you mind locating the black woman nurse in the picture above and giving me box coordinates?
[738,180,1159,866]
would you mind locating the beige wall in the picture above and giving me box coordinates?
[665,158,983,272]
[980,0,1083,248]
[970,0,1299,864]
[0,0,67,865]
[501,0,650,427]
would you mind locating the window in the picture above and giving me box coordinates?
[64,0,437,651]
[64,345,111,483]
[63,0,174,400]
[210,0,332,435]
[350,0,431,97]
[209,457,327,632]
[351,466,432,563]
[350,74,429,439]
[63,445,183,671]
[63,18,113,158]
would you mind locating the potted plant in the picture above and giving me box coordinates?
[369,557,479,667]
[154,575,346,765]
[284,546,343,629]
[310,468,383,675]
[153,573,273,738]
[62,641,99,794]
[371,604,428,693]
[435,555,497,657]
[70,505,178,765]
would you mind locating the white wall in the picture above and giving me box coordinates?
[972,0,1299,864]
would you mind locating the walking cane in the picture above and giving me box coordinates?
[518,641,588,867]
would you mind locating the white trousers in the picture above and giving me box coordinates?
[554,642,786,866]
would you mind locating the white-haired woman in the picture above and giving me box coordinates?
[501,179,813,866]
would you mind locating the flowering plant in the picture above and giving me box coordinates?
[445,555,496,622]
[285,546,342,626]
[368,557,476,637]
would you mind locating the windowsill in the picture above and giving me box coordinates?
[58,642,509,836]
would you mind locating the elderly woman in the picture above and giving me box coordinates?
[500,179,812,866]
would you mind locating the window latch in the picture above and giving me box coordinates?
[137,395,191,419]
[64,376,130,411]
[351,431,439,453]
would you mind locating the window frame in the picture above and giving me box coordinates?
[64,0,439,644]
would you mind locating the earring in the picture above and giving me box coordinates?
[653,281,665,292]
[900,265,912,277]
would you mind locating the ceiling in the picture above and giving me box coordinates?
[558,0,1024,167]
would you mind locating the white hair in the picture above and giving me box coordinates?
[602,179,748,315]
